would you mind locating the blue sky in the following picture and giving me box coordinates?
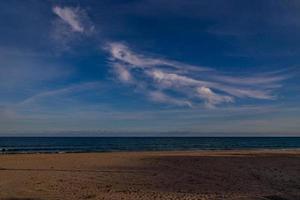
[0,0,300,136]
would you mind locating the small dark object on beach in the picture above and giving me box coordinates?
[263,195,289,200]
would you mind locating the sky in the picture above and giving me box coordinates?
[0,0,300,136]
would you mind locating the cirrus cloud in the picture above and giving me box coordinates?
[52,6,95,50]
[106,42,287,108]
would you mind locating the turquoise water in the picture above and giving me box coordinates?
[0,137,300,153]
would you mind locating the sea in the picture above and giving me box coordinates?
[0,137,300,154]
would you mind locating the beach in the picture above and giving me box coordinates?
[0,150,299,200]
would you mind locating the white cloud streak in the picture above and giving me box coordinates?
[53,6,94,33]
[18,82,101,106]
[148,91,192,107]
[106,42,287,108]
[53,6,85,33]
[108,42,210,72]
[52,6,94,50]
[112,63,133,83]
[197,86,233,108]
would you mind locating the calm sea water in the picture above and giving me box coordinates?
[0,137,300,153]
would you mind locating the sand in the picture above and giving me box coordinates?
[0,150,300,200]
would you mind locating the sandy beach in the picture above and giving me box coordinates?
[0,150,300,200]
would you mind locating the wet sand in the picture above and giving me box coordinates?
[0,150,300,200]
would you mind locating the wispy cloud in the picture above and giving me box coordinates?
[197,86,233,108]
[107,42,287,108]
[18,82,101,106]
[50,6,288,108]
[52,6,94,50]
[112,62,133,83]
[108,42,210,72]
[148,91,192,107]
[53,6,85,33]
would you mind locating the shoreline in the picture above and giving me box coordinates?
[1,148,300,155]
